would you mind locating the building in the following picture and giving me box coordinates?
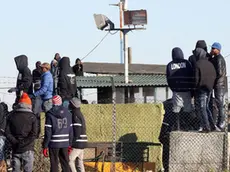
[77,62,171,104]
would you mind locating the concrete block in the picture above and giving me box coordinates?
[169,131,225,172]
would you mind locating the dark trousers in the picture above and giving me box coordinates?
[214,87,225,127]
[32,96,42,138]
[49,148,70,172]
[197,90,215,130]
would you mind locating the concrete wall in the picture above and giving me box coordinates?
[169,131,225,172]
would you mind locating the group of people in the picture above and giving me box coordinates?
[159,40,227,172]
[165,40,226,133]
[0,53,87,172]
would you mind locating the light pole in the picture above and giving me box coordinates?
[94,5,147,84]
[109,0,127,64]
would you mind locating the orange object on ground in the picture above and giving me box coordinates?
[84,162,155,172]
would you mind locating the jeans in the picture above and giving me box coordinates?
[0,136,6,161]
[32,96,42,115]
[197,90,215,130]
[172,92,192,113]
[42,99,53,113]
[12,151,34,172]
[69,149,85,172]
[214,87,225,127]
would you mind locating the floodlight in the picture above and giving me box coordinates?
[93,14,115,30]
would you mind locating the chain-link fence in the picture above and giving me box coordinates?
[1,76,230,172]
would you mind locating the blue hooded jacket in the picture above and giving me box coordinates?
[34,71,53,100]
[166,47,193,92]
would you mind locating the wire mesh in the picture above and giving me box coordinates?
[0,76,230,172]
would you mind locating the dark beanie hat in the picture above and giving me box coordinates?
[195,40,207,52]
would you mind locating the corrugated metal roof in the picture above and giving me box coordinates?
[76,74,167,88]
[83,62,166,74]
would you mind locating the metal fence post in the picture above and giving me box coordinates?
[223,97,229,170]
[111,77,117,172]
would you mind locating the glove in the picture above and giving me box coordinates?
[68,146,72,155]
[8,87,17,93]
[43,148,49,157]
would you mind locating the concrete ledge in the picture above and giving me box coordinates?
[169,131,225,172]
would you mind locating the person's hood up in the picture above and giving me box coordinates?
[193,48,207,60]
[172,47,184,61]
[14,55,28,72]
[59,57,71,70]
[35,61,41,69]
[195,40,207,52]
[54,53,61,61]
[75,58,81,64]
[59,57,73,74]
[49,106,66,119]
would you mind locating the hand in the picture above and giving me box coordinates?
[29,94,36,100]
[68,146,72,155]
[43,148,49,157]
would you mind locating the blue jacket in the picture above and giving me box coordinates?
[43,105,73,149]
[34,71,53,100]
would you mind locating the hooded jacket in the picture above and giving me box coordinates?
[209,53,226,88]
[70,99,87,149]
[0,103,6,137]
[50,60,59,95]
[58,57,77,101]
[14,55,33,98]
[166,47,193,92]
[193,48,216,92]
[32,63,42,91]
[34,71,53,100]
[188,40,209,68]
[5,103,37,153]
[43,105,73,149]
[72,58,83,76]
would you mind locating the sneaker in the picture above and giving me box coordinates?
[7,167,12,171]
[218,122,226,130]
[198,127,210,133]
[212,126,222,132]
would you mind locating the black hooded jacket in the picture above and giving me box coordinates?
[193,48,216,92]
[188,40,210,69]
[58,57,77,101]
[0,103,6,137]
[32,62,42,91]
[209,53,226,88]
[5,104,37,153]
[166,47,193,92]
[72,58,83,76]
[14,55,33,97]
[70,106,87,149]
